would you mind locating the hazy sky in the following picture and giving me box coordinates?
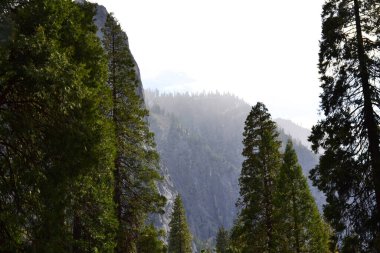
[89,0,325,129]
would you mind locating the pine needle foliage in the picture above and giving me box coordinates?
[275,140,330,253]
[168,195,192,253]
[0,1,117,251]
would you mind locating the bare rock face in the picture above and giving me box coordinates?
[150,164,177,239]
[93,4,107,40]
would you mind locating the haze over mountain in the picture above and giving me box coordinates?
[88,0,325,130]
[145,90,324,244]
[275,118,313,148]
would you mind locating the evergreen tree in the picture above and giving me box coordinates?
[275,140,330,253]
[234,102,281,252]
[168,195,192,253]
[0,0,117,252]
[136,224,166,253]
[216,226,230,253]
[309,0,380,250]
[102,14,165,253]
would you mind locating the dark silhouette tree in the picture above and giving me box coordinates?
[309,0,380,250]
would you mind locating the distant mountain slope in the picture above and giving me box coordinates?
[145,90,324,242]
[149,105,239,241]
[275,118,312,149]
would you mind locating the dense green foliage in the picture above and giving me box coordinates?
[168,195,192,253]
[0,0,117,251]
[0,2,164,252]
[275,141,330,253]
[309,0,380,250]
[102,14,165,253]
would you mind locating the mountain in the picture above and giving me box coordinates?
[145,91,324,244]
[149,102,240,241]
[275,118,312,149]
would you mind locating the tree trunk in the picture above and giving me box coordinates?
[263,163,273,253]
[292,186,300,253]
[111,27,124,253]
[179,213,183,253]
[72,213,82,253]
[353,0,380,244]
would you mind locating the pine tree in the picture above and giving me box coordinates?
[309,0,380,250]
[102,14,165,253]
[234,102,281,252]
[168,195,192,253]
[136,224,166,253]
[215,226,230,253]
[0,0,117,251]
[275,140,330,253]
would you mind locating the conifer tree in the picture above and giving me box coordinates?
[309,0,380,250]
[102,14,165,253]
[0,1,117,251]
[168,195,192,253]
[136,224,167,253]
[215,226,230,253]
[235,102,281,252]
[275,140,330,253]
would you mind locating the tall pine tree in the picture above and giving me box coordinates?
[309,0,380,250]
[102,13,165,253]
[275,140,330,253]
[234,102,281,252]
[168,195,192,253]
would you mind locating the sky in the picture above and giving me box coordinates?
[89,0,325,129]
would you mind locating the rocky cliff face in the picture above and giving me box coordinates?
[150,163,177,238]
[93,3,145,98]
